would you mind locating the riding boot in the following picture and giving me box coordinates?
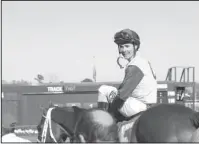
[97,102,109,111]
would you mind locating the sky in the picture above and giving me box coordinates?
[2,1,199,83]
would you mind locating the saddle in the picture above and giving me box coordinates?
[113,103,156,123]
[116,103,156,142]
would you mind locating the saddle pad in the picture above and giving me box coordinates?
[117,115,140,142]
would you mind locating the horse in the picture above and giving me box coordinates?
[37,104,86,143]
[37,101,199,143]
[131,104,199,142]
[36,102,159,143]
[37,99,145,143]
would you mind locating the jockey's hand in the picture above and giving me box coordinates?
[98,85,118,103]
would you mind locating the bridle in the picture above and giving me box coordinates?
[37,107,57,143]
[37,107,73,143]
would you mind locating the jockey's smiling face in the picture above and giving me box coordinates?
[118,43,136,61]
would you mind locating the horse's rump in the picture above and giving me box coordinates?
[135,104,197,142]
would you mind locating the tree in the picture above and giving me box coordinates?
[7,79,31,85]
[81,78,93,82]
[34,74,44,84]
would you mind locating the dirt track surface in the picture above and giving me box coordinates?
[20,136,37,142]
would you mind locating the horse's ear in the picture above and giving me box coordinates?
[40,105,44,112]
[48,101,54,108]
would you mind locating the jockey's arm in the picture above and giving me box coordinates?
[109,65,144,113]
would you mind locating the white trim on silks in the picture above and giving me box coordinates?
[41,107,57,143]
[119,97,147,117]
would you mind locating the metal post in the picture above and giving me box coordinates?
[193,67,195,111]
[187,68,189,82]
[93,56,97,82]
[175,67,177,82]
[184,69,186,82]
[170,68,172,81]
[180,69,185,82]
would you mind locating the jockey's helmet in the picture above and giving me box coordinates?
[114,29,140,48]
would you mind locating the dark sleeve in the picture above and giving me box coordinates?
[110,65,144,110]
[118,65,144,101]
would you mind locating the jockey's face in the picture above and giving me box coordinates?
[118,43,136,61]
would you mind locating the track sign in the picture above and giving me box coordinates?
[63,85,76,92]
[47,86,64,93]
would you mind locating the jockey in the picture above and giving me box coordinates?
[98,28,157,119]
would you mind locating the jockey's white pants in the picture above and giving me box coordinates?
[98,85,147,117]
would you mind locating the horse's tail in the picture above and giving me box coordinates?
[190,112,199,128]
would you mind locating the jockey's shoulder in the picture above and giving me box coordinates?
[125,65,143,74]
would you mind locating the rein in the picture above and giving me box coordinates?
[40,107,57,143]
[38,107,73,143]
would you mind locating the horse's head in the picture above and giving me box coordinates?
[37,104,69,143]
[37,106,48,142]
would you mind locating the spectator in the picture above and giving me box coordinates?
[2,114,31,142]
[74,109,119,142]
